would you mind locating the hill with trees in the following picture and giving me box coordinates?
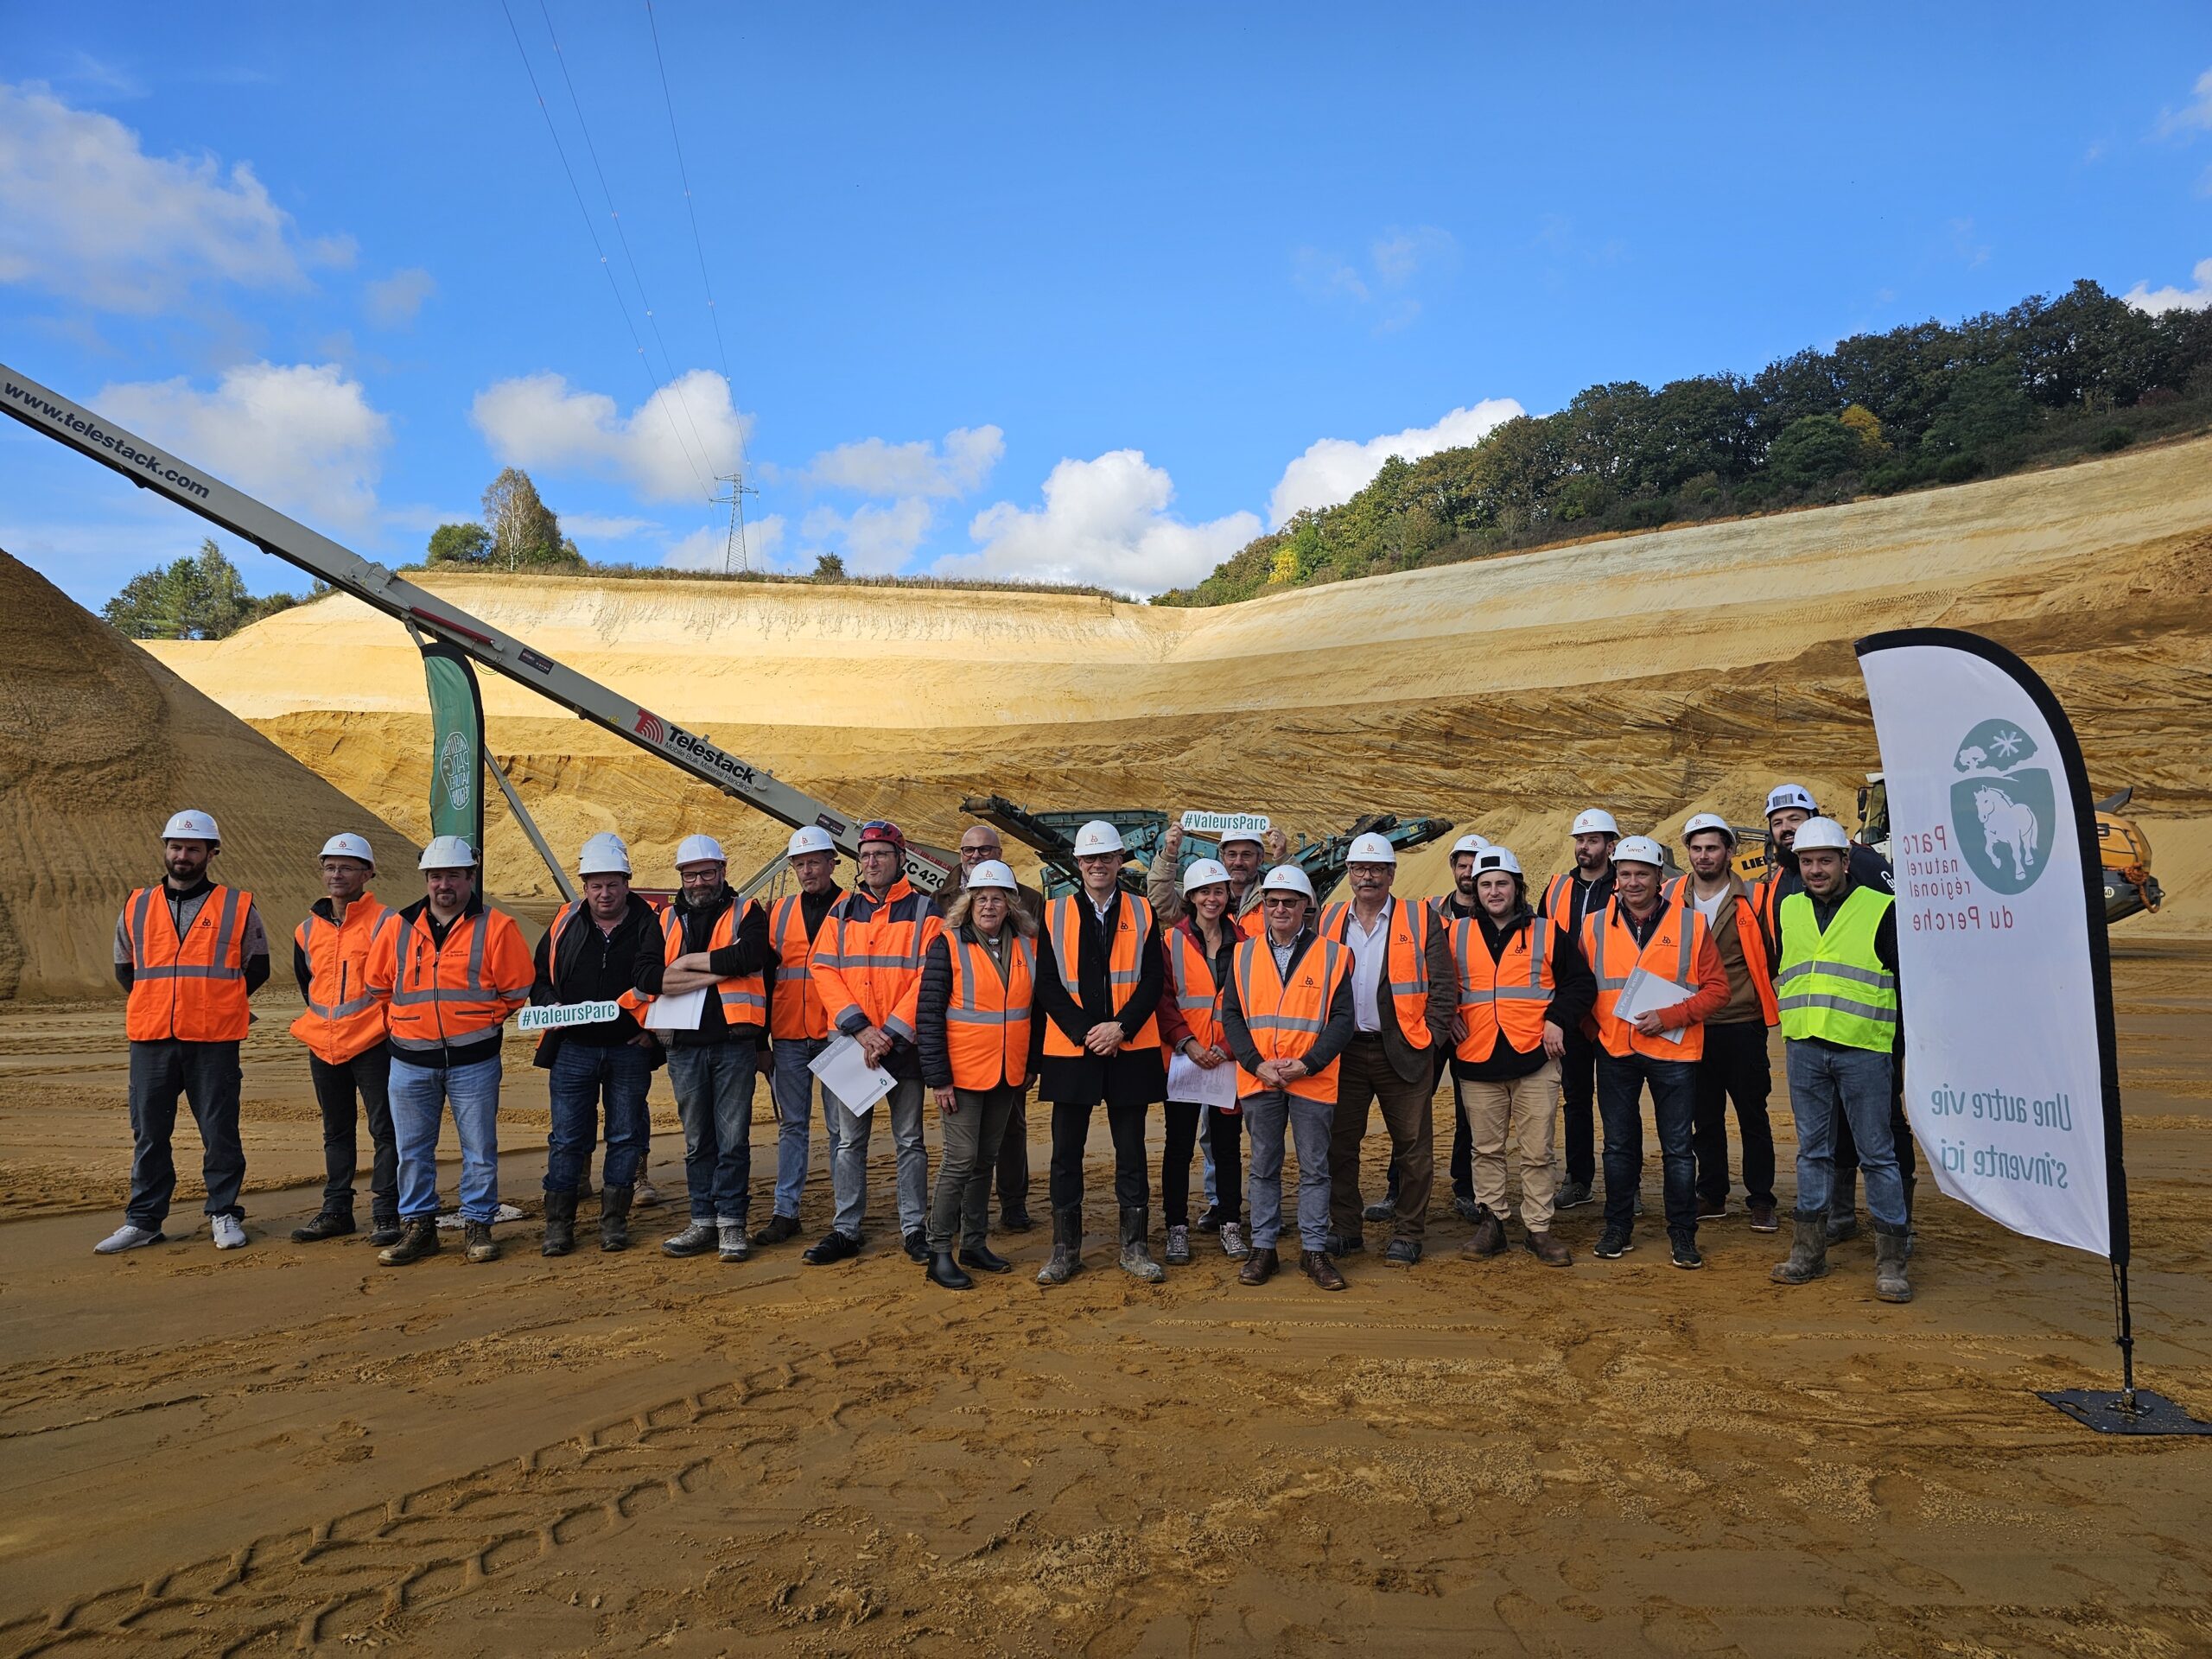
[1158,279,2212,606]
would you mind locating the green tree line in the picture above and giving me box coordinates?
[102,539,324,639]
[1158,280,2212,606]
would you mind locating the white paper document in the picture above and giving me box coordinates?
[1166,1049,1238,1108]
[809,1033,897,1114]
[1611,967,1691,1044]
[643,986,707,1032]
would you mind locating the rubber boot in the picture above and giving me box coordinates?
[1873,1224,1913,1303]
[541,1188,576,1257]
[926,1250,975,1290]
[1827,1168,1859,1244]
[1770,1211,1829,1285]
[598,1184,632,1253]
[1118,1205,1165,1284]
[1037,1205,1082,1287]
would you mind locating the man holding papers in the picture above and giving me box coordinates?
[634,835,772,1264]
[1577,836,1727,1268]
[805,820,944,1268]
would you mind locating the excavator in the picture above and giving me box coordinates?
[1726,774,2163,924]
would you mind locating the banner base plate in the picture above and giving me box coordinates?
[2037,1389,2212,1436]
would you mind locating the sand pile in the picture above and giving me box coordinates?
[0,552,420,1001]
[146,435,2212,927]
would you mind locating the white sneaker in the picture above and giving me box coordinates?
[94,1223,164,1255]
[212,1214,248,1250]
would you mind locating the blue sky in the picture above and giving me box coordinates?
[3,3,2209,607]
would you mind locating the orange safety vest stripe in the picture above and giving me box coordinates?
[768,891,836,1039]
[289,895,394,1062]
[944,933,1035,1090]
[1580,896,1711,1062]
[124,883,255,1044]
[1318,897,1435,1051]
[1450,914,1554,1059]
[1230,935,1348,1103]
[1167,925,1224,1052]
[378,906,533,1051]
[1041,893,1161,1055]
[659,901,767,1027]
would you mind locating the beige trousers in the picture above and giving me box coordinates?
[1457,1059,1561,1230]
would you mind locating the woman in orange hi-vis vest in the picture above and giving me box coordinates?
[1220,864,1357,1293]
[1155,858,1244,1265]
[915,860,1036,1291]
[1032,821,1168,1288]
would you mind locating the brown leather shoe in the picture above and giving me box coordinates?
[1300,1249,1347,1291]
[1463,1211,1507,1257]
[1523,1229,1572,1268]
[1238,1245,1278,1286]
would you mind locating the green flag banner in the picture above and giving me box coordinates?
[420,643,486,856]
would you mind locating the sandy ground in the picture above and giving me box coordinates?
[2,938,2207,1657]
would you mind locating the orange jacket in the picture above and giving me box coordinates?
[1450,913,1554,1060]
[768,890,838,1040]
[1579,894,1728,1062]
[121,883,258,1044]
[657,900,766,1030]
[365,898,533,1057]
[290,893,396,1063]
[1662,878,1780,1027]
[810,878,943,1045]
[1230,933,1351,1103]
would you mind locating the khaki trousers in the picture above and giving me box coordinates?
[1457,1058,1560,1231]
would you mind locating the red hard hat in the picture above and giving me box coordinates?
[857,819,906,854]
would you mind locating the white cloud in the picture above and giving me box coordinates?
[98,361,391,524]
[803,426,1003,498]
[1267,399,1524,529]
[663,515,785,573]
[799,498,934,575]
[365,265,435,327]
[1294,225,1458,331]
[2157,67,2212,137]
[0,80,346,312]
[944,451,1262,596]
[470,369,751,505]
[563,512,658,540]
[2121,257,2212,316]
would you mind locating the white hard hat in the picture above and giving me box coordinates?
[1571,808,1620,838]
[1217,824,1266,849]
[1347,831,1397,866]
[963,859,1018,893]
[1258,863,1316,902]
[419,834,478,871]
[319,832,374,866]
[577,831,632,877]
[1450,833,1491,858]
[786,825,836,859]
[675,833,727,868]
[1613,835,1666,868]
[161,810,220,842]
[1474,846,1523,878]
[1765,783,1818,817]
[1180,856,1231,895]
[1072,819,1125,857]
[1793,816,1852,853]
[1681,812,1736,847]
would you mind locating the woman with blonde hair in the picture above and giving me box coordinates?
[917,861,1039,1290]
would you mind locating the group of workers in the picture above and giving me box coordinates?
[102,782,1914,1302]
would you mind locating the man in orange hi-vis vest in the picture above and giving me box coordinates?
[99,810,271,1256]
[756,825,846,1250]
[288,832,397,1247]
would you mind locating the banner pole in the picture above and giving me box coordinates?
[2112,1262,2138,1411]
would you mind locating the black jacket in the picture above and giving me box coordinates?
[1033,891,1166,1109]
[1219,928,1357,1084]
[633,887,772,1049]
[531,893,659,1066]
[1449,906,1598,1084]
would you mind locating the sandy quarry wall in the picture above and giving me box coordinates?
[144,435,2212,931]
[0,553,421,1001]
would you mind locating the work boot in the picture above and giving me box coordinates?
[1165,1224,1192,1266]
[1218,1220,1249,1260]
[1873,1224,1913,1303]
[464,1220,500,1263]
[598,1185,633,1253]
[1770,1211,1830,1285]
[1825,1209,1860,1245]
[1238,1245,1278,1286]
[1463,1211,1507,1258]
[1363,1198,1394,1224]
[368,1217,403,1248]
[718,1221,751,1263]
[378,1217,440,1266]
[1300,1249,1347,1291]
[1747,1198,1779,1234]
[540,1188,577,1258]
[1119,1207,1165,1283]
[926,1249,974,1290]
[1037,1205,1083,1287]
[1453,1194,1484,1224]
[291,1208,354,1243]
[1523,1230,1572,1268]
[904,1229,931,1265]
[663,1220,716,1258]
[752,1212,802,1247]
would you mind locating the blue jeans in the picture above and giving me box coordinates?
[826,1076,927,1240]
[769,1036,832,1219]
[666,1041,758,1225]
[543,1040,652,1195]
[1242,1090,1333,1252]
[391,1055,503,1223]
[1595,1050,1700,1242]
[1785,1039,1906,1229]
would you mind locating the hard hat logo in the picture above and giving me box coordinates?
[1950,718,2053,895]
